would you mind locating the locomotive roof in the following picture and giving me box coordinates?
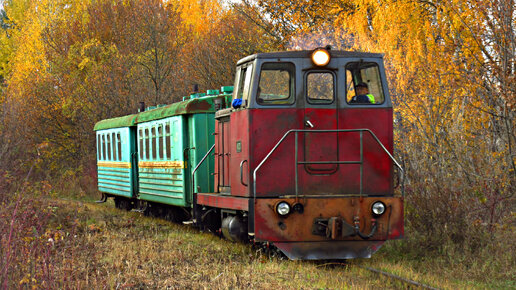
[237,50,384,65]
[94,96,220,131]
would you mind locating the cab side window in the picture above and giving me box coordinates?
[234,64,254,105]
[257,62,295,105]
[346,62,385,104]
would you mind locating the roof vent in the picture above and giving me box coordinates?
[221,86,234,94]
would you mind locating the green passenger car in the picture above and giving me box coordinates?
[94,88,233,210]
[94,115,138,198]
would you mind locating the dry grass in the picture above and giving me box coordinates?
[2,188,513,289]
[50,199,376,289]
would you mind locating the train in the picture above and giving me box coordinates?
[94,48,405,260]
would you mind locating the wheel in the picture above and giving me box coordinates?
[119,198,133,211]
[144,202,161,217]
[114,197,122,209]
[163,206,187,223]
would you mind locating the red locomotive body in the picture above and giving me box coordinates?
[196,49,404,259]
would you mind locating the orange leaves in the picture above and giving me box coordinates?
[179,0,224,35]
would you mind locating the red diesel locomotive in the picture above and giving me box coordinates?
[193,48,404,259]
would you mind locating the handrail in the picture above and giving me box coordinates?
[252,129,405,201]
[240,160,248,186]
[191,144,215,223]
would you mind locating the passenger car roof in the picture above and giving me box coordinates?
[94,96,219,131]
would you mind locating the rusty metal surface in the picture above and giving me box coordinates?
[196,193,249,211]
[274,240,385,260]
[248,108,394,197]
[213,107,394,198]
[214,114,232,192]
[254,197,404,242]
[229,110,251,196]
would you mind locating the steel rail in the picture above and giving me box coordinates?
[313,262,439,289]
[356,264,440,290]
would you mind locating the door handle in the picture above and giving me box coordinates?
[305,120,314,128]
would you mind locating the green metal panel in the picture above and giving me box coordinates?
[137,116,189,206]
[96,127,135,198]
[129,127,139,196]
[94,114,137,131]
[188,113,215,194]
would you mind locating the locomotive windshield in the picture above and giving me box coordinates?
[307,72,335,104]
[346,62,385,104]
[257,62,295,105]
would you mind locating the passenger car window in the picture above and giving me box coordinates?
[139,129,144,159]
[145,128,150,160]
[165,124,171,159]
[102,135,106,161]
[107,134,111,160]
[346,62,385,104]
[117,133,122,161]
[257,62,295,105]
[111,133,116,161]
[151,127,157,159]
[97,135,101,160]
[307,72,334,104]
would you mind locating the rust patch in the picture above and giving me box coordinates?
[186,99,215,112]
[254,196,404,242]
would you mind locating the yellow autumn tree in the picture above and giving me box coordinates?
[0,0,54,174]
[0,0,281,176]
[331,0,515,232]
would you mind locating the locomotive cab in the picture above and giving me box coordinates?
[196,48,404,259]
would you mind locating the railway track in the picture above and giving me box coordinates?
[315,262,439,289]
[356,264,439,289]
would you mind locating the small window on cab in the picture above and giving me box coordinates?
[257,62,295,105]
[233,64,254,105]
[346,62,385,105]
[307,72,334,104]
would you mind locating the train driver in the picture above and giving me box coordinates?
[351,82,376,104]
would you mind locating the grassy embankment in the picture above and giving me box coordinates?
[2,195,514,289]
[1,180,514,288]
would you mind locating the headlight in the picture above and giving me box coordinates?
[311,48,331,66]
[371,201,386,216]
[276,202,291,216]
